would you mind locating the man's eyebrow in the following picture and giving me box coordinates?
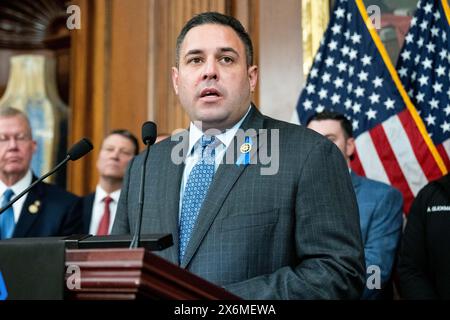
[184,47,240,57]
[219,47,239,56]
[185,49,204,57]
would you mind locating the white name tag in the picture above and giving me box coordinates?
[427,205,450,213]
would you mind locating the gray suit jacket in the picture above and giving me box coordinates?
[112,106,365,299]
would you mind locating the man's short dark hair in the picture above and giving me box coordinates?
[108,129,139,155]
[306,110,353,138]
[175,11,254,67]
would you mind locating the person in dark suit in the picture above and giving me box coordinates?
[307,111,403,299]
[398,174,450,299]
[81,129,138,235]
[112,12,365,299]
[0,107,81,239]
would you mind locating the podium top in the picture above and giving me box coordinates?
[64,234,173,251]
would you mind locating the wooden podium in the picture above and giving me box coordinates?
[65,248,240,300]
[0,235,239,300]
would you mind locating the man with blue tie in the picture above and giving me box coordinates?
[0,107,82,239]
[307,110,404,299]
[113,12,365,299]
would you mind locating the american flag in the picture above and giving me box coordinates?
[295,0,447,212]
[396,0,450,170]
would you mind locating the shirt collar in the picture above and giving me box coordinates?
[187,105,252,155]
[0,170,33,198]
[95,185,121,203]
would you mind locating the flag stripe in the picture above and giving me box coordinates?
[369,124,415,212]
[354,132,390,185]
[355,0,448,175]
[437,141,450,170]
[398,110,446,182]
[350,148,366,177]
[443,139,450,159]
[382,115,429,195]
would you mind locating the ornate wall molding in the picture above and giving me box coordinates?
[0,0,69,49]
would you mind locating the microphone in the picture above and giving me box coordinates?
[142,122,157,146]
[130,121,157,248]
[67,138,93,160]
[0,138,93,215]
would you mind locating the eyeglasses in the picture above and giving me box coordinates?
[0,133,32,144]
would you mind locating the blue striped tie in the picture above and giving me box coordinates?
[0,189,15,239]
[179,135,216,262]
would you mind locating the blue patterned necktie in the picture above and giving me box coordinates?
[0,189,15,239]
[179,135,217,262]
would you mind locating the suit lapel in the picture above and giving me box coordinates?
[181,106,266,267]
[82,193,95,234]
[13,179,44,237]
[350,171,361,191]
[160,134,188,264]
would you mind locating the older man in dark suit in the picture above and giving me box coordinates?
[0,107,81,238]
[112,12,365,299]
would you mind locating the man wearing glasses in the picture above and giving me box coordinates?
[0,107,82,239]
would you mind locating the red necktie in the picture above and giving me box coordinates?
[97,196,112,235]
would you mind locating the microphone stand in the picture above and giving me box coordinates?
[129,141,151,249]
[0,155,70,215]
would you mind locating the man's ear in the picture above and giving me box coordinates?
[31,139,37,155]
[171,67,179,95]
[248,65,258,93]
[346,137,356,160]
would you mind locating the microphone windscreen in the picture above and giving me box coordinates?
[68,138,93,160]
[142,121,157,145]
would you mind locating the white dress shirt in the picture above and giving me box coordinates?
[89,185,121,235]
[0,170,33,223]
[179,106,251,217]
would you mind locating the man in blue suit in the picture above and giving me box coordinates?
[307,110,403,299]
[0,107,82,239]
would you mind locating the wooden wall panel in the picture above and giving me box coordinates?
[69,0,110,195]
[149,0,230,136]
[109,0,149,139]
[231,0,259,106]
[258,0,302,122]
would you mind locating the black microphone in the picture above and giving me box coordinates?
[0,138,93,215]
[130,121,157,248]
[67,138,94,160]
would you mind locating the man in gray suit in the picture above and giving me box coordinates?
[112,12,365,299]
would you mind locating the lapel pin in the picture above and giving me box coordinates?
[28,200,41,214]
[236,137,253,166]
[28,204,39,214]
[240,142,252,154]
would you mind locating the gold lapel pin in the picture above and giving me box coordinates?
[240,142,252,154]
[28,204,38,214]
[28,200,41,214]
